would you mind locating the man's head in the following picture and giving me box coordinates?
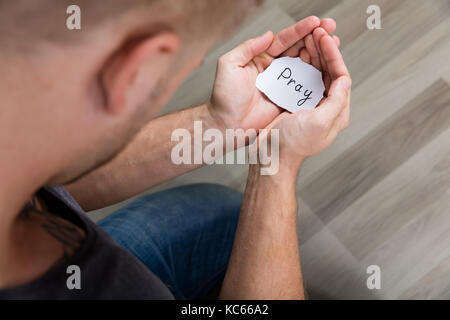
[0,0,261,186]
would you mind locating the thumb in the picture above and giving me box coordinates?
[221,31,274,67]
[316,75,351,123]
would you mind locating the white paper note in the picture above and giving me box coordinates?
[256,57,325,113]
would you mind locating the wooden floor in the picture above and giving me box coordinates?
[89,0,450,299]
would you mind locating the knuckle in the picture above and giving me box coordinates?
[276,34,290,50]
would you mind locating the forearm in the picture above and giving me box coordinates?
[220,162,305,300]
[66,104,221,211]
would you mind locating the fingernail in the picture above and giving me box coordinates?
[341,78,351,90]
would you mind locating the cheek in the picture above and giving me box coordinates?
[141,52,208,119]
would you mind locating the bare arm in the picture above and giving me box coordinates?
[66,104,219,211]
[220,162,305,299]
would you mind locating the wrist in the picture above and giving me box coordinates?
[250,155,303,184]
[278,154,306,175]
[204,101,252,153]
[204,100,228,132]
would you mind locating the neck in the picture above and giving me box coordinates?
[0,98,58,286]
[0,54,81,288]
[0,123,66,288]
[0,55,56,244]
[0,144,51,263]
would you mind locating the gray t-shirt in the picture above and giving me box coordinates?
[0,186,174,299]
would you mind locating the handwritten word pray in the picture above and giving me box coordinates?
[256,57,325,113]
[277,68,313,107]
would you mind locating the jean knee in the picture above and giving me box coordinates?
[184,183,242,219]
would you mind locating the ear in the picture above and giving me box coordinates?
[100,31,180,115]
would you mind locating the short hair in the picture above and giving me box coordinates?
[0,0,263,49]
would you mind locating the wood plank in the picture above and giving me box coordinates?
[444,70,450,85]
[400,254,450,299]
[339,0,450,88]
[281,0,405,47]
[301,80,450,225]
[327,127,450,298]
[299,227,372,299]
[278,0,341,22]
[387,197,450,299]
[297,198,324,245]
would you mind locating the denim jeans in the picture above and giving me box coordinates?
[97,183,242,299]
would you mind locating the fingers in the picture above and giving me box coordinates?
[280,39,305,57]
[300,48,311,63]
[332,35,340,48]
[315,76,351,125]
[278,17,339,64]
[312,28,329,66]
[321,18,340,48]
[267,16,320,57]
[312,28,331,90]
[305,34,321,70]
[319,34,349,80]
[338,102,351,131]
[320,18,336,35]
[312,28,344,91]
[327,101,350,144]
[221,31,274,67]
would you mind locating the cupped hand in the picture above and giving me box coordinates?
[208,16,339,132]
[259,32,352,171]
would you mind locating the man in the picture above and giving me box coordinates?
[0,0,351,299]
